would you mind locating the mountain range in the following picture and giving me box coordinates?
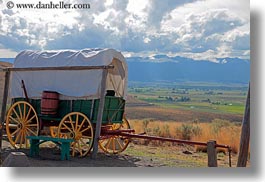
[127,55,250,84]
[0,56,250,84]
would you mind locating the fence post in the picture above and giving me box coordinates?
[0,70,10,154]
[207,140,217,167]
[237,85,250,167]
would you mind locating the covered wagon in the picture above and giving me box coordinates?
[3,48,131,157]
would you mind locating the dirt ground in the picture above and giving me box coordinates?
[0,139,163,167]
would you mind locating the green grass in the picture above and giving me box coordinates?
[128,82,248,115]
[124,144,207,167]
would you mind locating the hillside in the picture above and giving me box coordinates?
[127,56,250,84]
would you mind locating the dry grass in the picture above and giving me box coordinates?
[129,119,241,154]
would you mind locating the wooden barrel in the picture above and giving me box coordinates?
[41,91,59,115]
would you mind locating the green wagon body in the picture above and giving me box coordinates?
[13,96,125,125]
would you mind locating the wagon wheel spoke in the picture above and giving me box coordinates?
[80,135,93,139]
[58,112,93,157]
[80,138,91,148]
[11,127,20,136]
[17,103,23,120]
[19,131,24,148]
[25,107,32,121]
[26,115,37,124]
[71,142,77,156]
[79,127,91,133]
[12,108,20,121]
[5,101,39,149]
[104,138,112,151]
[26,127,38,135]
[77,141,83,156]
[75,114,79,130]
[77,119,86,132]
[9,116,20,124]
[14,131,22,144]
[25,124,38,127]
[25,130,29,148]
[99,116,132,154]
[115,137,124,150]
[62,123,73,133]
[112,137,115,151]
[68,116,75,131]
[23,103,26,119]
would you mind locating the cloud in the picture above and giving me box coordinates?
[0,0,249,62]
[158,0,249,60]
[147,0,197,28]
[0,47,17,57]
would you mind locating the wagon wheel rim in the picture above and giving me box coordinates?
[99,117,131,154]
[58,112,94,157]
[6,101,39,149]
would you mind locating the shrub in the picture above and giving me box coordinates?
[152,125,161,136]
[192,125,202,136]
[211,119,231,135]
[177,123,202,140]
[142,119,150,133]
[162,124,170,138]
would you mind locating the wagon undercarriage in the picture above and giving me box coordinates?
[5,96,130,157]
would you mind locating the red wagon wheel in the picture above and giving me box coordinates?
[99,117,131,154]
[5,101,39,148]
[58,112,94,157]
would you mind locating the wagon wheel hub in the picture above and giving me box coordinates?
[69,132,75,139]
[75,132,82,140]
[17,123,24,129]
[69,132,83,140]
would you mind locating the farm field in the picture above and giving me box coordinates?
[126,81,248,122]
[125,81,249,158]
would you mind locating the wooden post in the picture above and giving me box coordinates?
[237,85,250,167]
[91,69,108,159]
[0,70,10,153]
[207,140,217,167]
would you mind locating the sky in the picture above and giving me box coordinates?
[0,0,250,63]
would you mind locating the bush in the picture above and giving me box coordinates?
[142,119,150,133]
[192,125,202,136]
[162,124,170,138]
[177,123,202,140]
[211,119,232,135]
[152,125,161,136]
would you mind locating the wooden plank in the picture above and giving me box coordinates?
[26,136,74,143]
[1,65,114,72]
[91,69,108,159]
[207,140,217,167]
[237,85,250,167]
[0,71,10,152]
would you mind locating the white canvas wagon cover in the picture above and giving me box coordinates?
[11,48,128,100]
